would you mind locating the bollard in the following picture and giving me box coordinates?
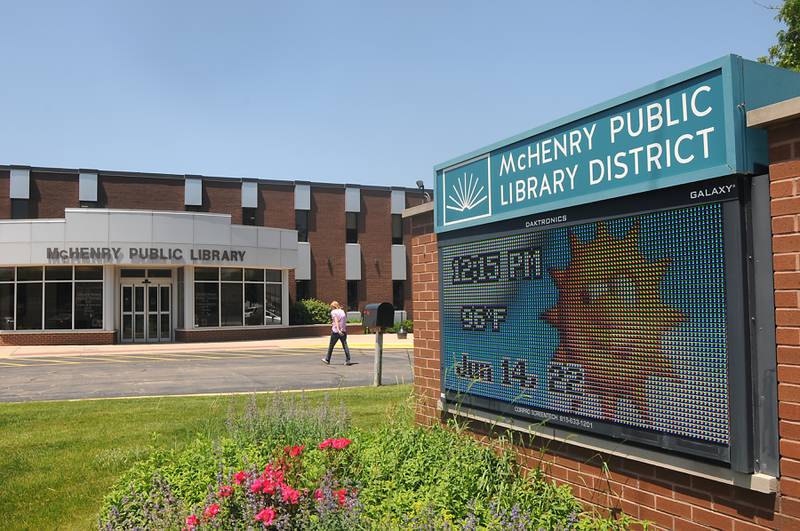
[374,328,383,386]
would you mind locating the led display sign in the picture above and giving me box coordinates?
[439,180,741,462]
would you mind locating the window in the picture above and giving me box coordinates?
[392,214,403,244]
[346,212,359,243]
[0,266,103,330]
[11,199,29,219]
[243,208,257,226]
[296,280,311,301]
[194,267,283,327]
[393,280,405,310]
[347,280,359,311]
[295,210,309,242]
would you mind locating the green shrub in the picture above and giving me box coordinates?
[291,298,332,325]
[386,319,413,333]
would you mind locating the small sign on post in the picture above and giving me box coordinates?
[363,302,395,387]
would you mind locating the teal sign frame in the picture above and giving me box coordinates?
[435,55,800,232]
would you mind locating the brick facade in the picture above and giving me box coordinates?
[204,179,243,224]
[30,171,78,219]
[360,189,393,310]
[307,187,347,306]
[0,330,116,346]
[102,175,185,211]
[0,169,9,219]
[408,149,800,527]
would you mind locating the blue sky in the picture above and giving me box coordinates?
[0,1,785,188]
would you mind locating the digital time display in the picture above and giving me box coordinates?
[440,201,731,456]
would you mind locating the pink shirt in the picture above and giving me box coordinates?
[331,308,347,333]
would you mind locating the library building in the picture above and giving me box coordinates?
[0,167,427,345]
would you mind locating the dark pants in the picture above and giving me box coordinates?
[325,332,351,362]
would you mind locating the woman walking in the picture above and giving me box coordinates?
[322,301,353,365]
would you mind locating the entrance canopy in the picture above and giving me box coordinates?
[0,209,298,268]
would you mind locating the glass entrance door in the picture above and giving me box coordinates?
[121,283,171,343]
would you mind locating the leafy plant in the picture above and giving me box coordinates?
[759,0,800,71]
[290,298,332,325]
[386,320,413,333]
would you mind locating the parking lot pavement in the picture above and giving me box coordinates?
[0,346,414,402]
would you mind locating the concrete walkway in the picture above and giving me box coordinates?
[0,333,414,358]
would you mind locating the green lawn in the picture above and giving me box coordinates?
[0,385,412,531]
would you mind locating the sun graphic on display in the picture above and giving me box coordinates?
[542,221,682,424]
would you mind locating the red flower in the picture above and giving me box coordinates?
[233,471,248,485]
[280,483,301,504]
[319,437,352,450]
[314,488,323,501]
[261,479,277,495]
[185,514,199,529]
[250,479,264,493]
[335,488,347,506]
[254,507,276,525]
[331,438,352,450]
[284,444,305,457]
[218,485,234,498]
[203,503,220,519]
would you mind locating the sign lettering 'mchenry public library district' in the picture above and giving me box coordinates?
[435,56,800,466]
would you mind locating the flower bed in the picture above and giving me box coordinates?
[98,394,633,530]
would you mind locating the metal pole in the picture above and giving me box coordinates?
[374,328,383,386]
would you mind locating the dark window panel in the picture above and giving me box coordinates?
[346,212,359,243]
[392,214,403,244]
[221,283,243,326]
[194,282,219,327]
[295,210,309,242]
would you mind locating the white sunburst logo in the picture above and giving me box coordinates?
[446,172,488,212]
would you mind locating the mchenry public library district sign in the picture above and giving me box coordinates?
[434,56,800,486]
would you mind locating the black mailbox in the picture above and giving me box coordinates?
[363,302,394,329]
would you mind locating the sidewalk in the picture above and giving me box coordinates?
[0,333,414,358]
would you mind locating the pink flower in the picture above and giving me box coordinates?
[280,483,301,504]
[254,507,276,525]
[331,438,352,450]
[203,503,220,519]
[314,488,323,501]
[218,485,234,498]
[250,479,264,493]
[185,514,199,529]
[319,437,352,450]
[261,479,277,495]
[335,488,347,506]
[233,471,248,485]
[284,444,304,457]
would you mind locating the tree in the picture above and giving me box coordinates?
[759,0,800,70]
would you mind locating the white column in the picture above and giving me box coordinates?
[102,265,116,332]
[184,266,195,329]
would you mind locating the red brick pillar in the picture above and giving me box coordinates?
[409,207,440,426]
[771,160,800,518]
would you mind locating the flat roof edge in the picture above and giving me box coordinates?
[747,95,800,128]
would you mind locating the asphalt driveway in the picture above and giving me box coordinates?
[0,345,414,402]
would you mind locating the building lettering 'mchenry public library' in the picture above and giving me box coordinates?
[0,169,427,345]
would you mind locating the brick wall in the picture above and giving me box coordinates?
[768,123,800,164]
[102,175,185,211]
[30,171,78,218]
[408,188,800,528]
[0,169,9,219]
[0,331,116,345]
[204,180,242,224]
[308,187,347,305]
[360,189,393,308]
[261,183,295,229]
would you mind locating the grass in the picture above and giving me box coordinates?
[0,385,411,531]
